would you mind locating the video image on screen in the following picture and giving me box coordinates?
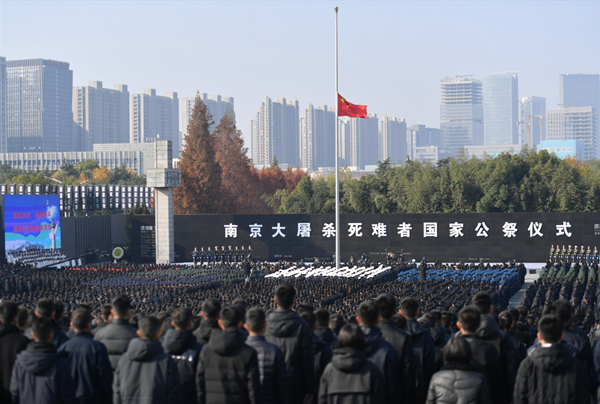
[4,195,61,256]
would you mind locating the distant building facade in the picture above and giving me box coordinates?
[72,81,129,151]
[440,77,483,156]
[408,124,441,160]
[519,96,546,146]
[379,116,407,164]
[484,72,519,145]
[546,107,597,160]
[0,57,6,153]
[251,96,299,167]
[414,146,438,163]
[344,114,378,170]
[464,144,522,159]
[300,103,335,171]
[130,89,179,156]
[5,59,73,153]
[560,73,600,112]
[180,93,234,153]
[539,139,584,161]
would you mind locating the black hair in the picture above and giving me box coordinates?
[202,299,222,320]
[553,299,573,325]
[314,308,330,327]
[16,306,29,329]
[72,309,92,332]
[275,284,296,309]
[0,301,18,324]
[221,306,243,328]
[111,295,131,318]
[458,306,481,333]
[245,307,266,334]
[542,304,557,317]
[400,297,419,319]
[444,336,472,363]
[498,310,513,331]
[300,310,316,329]
[357,301,379,327]
[424,312,438,327]
[36,299,55,318]
[295,303,313,314]
[54,301,65,320]
[172,307,193,330]
[517,306,528,320]
[101,304,112,319]
[329,313,345,335]
[32,317,54,342]
[471,291,492,315]
[538,314,563,344]
[337,323,366,350]
[138,316,161,340]
[375,293,396,319]
[441,311,453,329]
[392,313,407,330]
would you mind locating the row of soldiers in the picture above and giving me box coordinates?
[191,245,253,265]
[550,244,599,264]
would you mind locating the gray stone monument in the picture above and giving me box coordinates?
[146,140,180,264]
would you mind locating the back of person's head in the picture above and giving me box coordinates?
[498,310,513,331]
[72,309,92,332]
[392,313,407,330]
[101,304,111,320]
[138,316,161,340]
[424,312,438,327]
[232,298,246,309]
[471,291,492,315]
[16,306,29,330]
[400,297,419,319]
[172,307,193,330]
[542,304,557,317]
[417,317,430,329]
[329,313,345,335]
[441,311,453,329]
[444,336,473,363]
[553,299,573,325]
[538,314,563,344]
[0,301,18,324]
[337,323,366,350]
[458,306,481,333]
[517,306,528,320]
[295,303,313,314]
[300,310,316,330]
[220,306,243,328]
[315,308,330,327]
[357,301,379,326]
[275,284,296,309]
[111,295,131,319]
[32,317,54,342]
[245,308,266,334]
[36,299,55,318]
[202,299,222,320]
[375,293,397,319]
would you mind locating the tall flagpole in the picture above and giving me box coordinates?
[335,7,340,270]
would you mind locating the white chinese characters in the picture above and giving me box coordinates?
[224,223,238,238]
[297,223,311,237]
[502,222,518,238]
[272,223,286,238]
[322,223,336,238]
[556,222,572,237]
[372,223,387,238]
[449,222,464,238]
[475,222,489,237]
[348,223,363,237]
[528,222,543,237]
[249,223,262,238]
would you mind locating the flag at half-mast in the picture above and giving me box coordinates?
[337,94,368,118]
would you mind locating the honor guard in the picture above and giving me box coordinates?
[573,246,579,263]
[200,247,206,264]
[550,245,555,261]
[206,247,212,263]
[587,246,592,264]
[234,246,240,262]
[247,245,253,260]
[192,247,199,267]
[227,246,233,263]
[567,245,573,262]
[580,245,584,263]
[561,245,566,261]
[595,246,599,264]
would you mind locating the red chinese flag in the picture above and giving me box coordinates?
[338,93,367,118]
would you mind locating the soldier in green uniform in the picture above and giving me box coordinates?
[573,246,579,264]
[247,245,253,260]
[594,246,599,264]
[560,245,566,261]
[567,245,573,263]
[580,245,585,264]
[550,245,555,261]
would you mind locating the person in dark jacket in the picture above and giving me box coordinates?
[162,307,203,403]
[57,308,112,404]
[313,309,337,351]
[245,307,288,404]
[376,293,414,404]
[318,323,385,404]
[113,315,180,404]
[197,305,260,404]
[299,310,332,404]
[91,304,112,336]
[94,294,138,370]
[266,284,315,404]
[400,297,436,404]
[0,301,29,403]
[456,306,503,404]
[419,258,427,281]
[356,300,400,404]
[514,314,588,404]
[194,298,222,345]
[24,298,69,348]
[10,317,76,404]
[426,336,491,404]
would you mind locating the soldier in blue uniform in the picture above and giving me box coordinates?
[206,246,212,263]
[567,245,573,263]
[247,245,253,261]
[192,247,199,267]
[573,246,578,264]
[234,246,240,262]
[227,246,233,263]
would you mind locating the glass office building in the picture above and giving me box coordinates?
[484,72,519,145]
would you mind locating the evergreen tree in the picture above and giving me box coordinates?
[174,95,222,214]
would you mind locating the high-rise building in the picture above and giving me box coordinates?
[484,72,518,145]
[560,73,600,112]
[130,89,179,156]
[379,116,407,164]
[180,93,234,153]
[300,103,335,171]
[546,107,597,160]
[72,81,129,151]
[440,77,483,156]
[342,114,378,170]
[339,119,351,167]
[519,96,546,146]
[0,57,6,153]
[251,96,299,167]
[5,59,73,152]
[407,124,441,160]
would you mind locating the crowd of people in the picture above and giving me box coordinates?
[0,259,598,403]
[6,248,69,268]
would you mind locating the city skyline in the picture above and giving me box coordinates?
[1,1,598,154]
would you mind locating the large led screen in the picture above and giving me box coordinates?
[4,195,61,255]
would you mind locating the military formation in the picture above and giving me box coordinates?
[550,244,599,264]
[191,245,253,265]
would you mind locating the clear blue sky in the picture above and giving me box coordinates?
[1,1,599,151]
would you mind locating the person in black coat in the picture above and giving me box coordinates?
[57,308,112,404]
[266,284,315,404]
[426,336,491,404]
[113,315,180,404]
[94,295,138,371]
[196,305,260,404]
[10,317,76,404]
[24,298,69,348]
[514,314,588,404]
[162,307,202,403]
[194,299,222,345]
[0,301,30,403]
[318,323,385,404]
[245,307,289,404]
[356,301,400,404]
[376,293,414,404]
[313,309,337,351]
[299,310,332,404]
